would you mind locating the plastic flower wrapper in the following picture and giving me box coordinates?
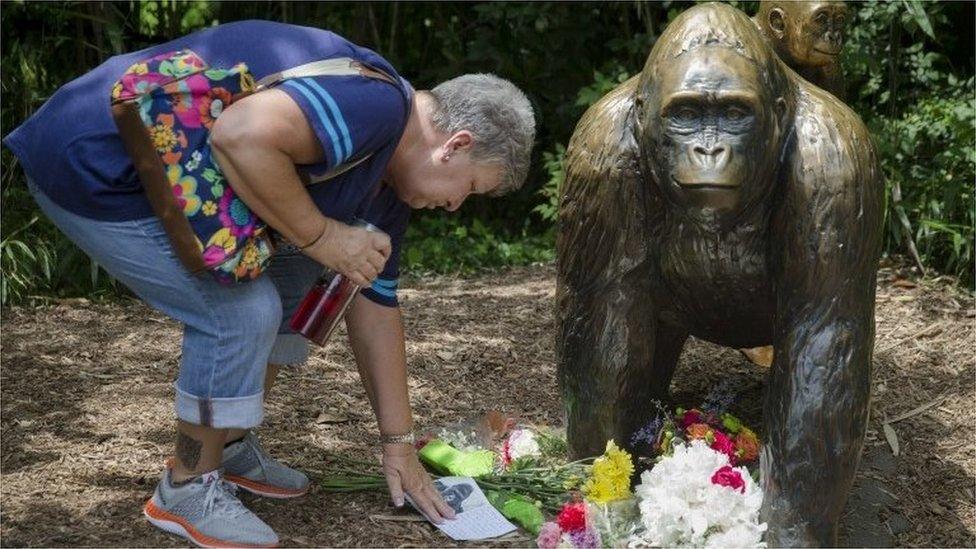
[631,440,766,548]
[587,498,639,547]
[582,440,634,504]
[417,438,495,477]
[486,489,544,535]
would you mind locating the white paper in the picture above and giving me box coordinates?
[406,476,517,541]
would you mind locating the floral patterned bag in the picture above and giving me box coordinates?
[110,49,394,284]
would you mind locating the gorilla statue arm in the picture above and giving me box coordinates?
[557,76,687,458]
[763,84,883,545]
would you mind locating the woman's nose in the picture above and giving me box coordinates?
[445,193,469,212]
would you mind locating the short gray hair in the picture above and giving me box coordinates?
[429,74,536,196]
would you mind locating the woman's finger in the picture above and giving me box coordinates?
[372,232,392,259]
[385,470,406,508]
[358,264,379,283]
[348,271,370,287]
[425,482,456,519]
[367,250,386,272]
[410,488,445,524]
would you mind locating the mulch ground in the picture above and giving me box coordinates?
[1,263,973,547]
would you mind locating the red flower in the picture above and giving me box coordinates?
[556,501,587,533]
[711,465,745,493]
[711,430,737,464]
[679,409,704,428]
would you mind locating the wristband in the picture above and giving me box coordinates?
[379,432,415,445]
[298,223,327,250]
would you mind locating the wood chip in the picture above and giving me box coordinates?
[882,422,900,457]
[886,395,948,424]
[316,411,350,424]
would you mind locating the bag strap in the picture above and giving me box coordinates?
[255,57,397,90]
[301,154,372,185]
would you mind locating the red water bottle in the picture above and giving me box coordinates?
[289,219,384,346]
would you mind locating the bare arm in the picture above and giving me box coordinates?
[211,89,390,285]
[344,295,455,523]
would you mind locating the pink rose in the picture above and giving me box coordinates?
[711,465,745,493]
[711,430,737,464]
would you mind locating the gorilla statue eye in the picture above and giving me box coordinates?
[672,106,698,122]
[726,106,748,120]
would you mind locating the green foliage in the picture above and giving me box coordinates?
[533,144,565,223]
[402,215,554,276]
[842,0,975,285]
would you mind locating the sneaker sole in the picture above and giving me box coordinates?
[143,498,278,548]
[224,474,310,499]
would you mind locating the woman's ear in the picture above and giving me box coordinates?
[447,131,473,154]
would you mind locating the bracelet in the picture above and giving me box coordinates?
[298,223,328,250]
[379,432,415,445]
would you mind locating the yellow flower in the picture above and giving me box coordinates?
[202,201,217,216]
[582,440,633,504]
[151,123,178,152]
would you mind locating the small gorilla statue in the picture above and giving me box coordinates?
[755,0,850,98]
[556,3,882,546]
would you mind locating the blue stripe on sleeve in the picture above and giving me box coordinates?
[372,278,398,289]
[368,282,397,298]
[303,78,353,162]
[282,80,345,164]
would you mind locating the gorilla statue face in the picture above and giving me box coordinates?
[765,1,849,68]
[642,46,785,224]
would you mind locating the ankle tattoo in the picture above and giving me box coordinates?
[176,432,203,470]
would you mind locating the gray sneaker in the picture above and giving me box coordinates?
[144,468,279,548]
[223,432,310,499]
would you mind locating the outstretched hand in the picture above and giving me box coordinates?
[304,218,391,287]
[381,443,456,524]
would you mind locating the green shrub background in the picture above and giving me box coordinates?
[2,1,973,303]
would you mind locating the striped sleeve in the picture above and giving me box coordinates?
[358,189,410,308]
[279,75,407,170]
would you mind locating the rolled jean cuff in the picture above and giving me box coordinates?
[268,333,309,367]
[174,384,264,429]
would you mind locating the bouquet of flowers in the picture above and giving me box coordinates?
[320,386,767,548]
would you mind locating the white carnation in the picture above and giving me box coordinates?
[506,428,541,460]
[630,440,766,548]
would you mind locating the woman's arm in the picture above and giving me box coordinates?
[345,295,455,523]
[211,89,389,286]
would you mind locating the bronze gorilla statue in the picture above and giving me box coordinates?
[755,0,850,98]
[555,3,882,546]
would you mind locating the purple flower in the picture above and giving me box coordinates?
[630,415,664,447]
[569,527,601,549]
[701,379,738,416]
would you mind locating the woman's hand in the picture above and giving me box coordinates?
[304,218,391,287]
[381,443,456,524]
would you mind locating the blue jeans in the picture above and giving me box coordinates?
[27,180,322,429]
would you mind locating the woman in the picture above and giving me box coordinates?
[3,19,535,547]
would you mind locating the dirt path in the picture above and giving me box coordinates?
[2,264,973,547]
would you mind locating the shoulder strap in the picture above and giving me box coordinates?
[304,153,372,185]
[255,57,397,90]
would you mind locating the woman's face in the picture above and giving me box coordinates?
[390,131,504,211]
